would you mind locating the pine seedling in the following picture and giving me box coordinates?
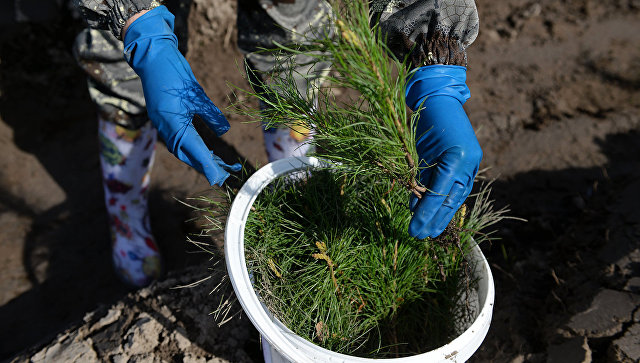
[235,1,425,197]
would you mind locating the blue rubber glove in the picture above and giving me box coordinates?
[405,65,482,239]
[123,6,241,186]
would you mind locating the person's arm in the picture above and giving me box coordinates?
[122,6,241,185]
[373,0,479,69]
[122,9,150,38]
[374,0,482,239]
[76,1,240,186]
[75,0,160,39]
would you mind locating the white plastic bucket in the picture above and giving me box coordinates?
[225,156,495,363]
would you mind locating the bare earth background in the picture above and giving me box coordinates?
[1,0,639,361]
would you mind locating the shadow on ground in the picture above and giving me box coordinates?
[473,130,640,361]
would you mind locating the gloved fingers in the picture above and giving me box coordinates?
[409,194,419,212]
[442,180,471,210]
[162,54,230,138]
[411,161,438,212]
[200,159,231,187]
[175,126,231,186]
[197,96,231,137]
[408,171,455,239]
[428,205,458,238]
[409,196,444,239]
[424,162,458,197]
[409,180,466,239]
[431,182,471,237]
[211,153,242,173]
[409,166,448,213]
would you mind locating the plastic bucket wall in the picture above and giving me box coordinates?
[225,157,495,363]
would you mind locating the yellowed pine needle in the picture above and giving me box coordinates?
[393,240,399,272]
[313,241,339,292]
[458,204,467,228]
[380,198,392,214]
[268,258,282,278]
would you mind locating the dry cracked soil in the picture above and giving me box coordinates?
[1,0,639,362]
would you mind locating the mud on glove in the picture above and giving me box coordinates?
[123,6,240,186]
[405,65,482,239]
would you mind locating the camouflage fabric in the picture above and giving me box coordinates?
[237,0,332,53]
[237,0,480,68]
[75,0,162,39]
[371,0,479,68]
[73,28,149,129]
[239,0,333,102]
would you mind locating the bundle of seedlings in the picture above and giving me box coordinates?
[197,0,512,358]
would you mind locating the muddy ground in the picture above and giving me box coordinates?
[1,0,639,361]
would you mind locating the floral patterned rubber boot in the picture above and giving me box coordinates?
[261,101,314,162]
[98,118,163,287]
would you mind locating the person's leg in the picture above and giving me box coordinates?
[74,28,162,287]
[99,119,162,286]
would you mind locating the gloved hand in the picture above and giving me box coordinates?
[123,6,241,186]
[405,65,482,239]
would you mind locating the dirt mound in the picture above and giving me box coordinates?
[9,267,260,363]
